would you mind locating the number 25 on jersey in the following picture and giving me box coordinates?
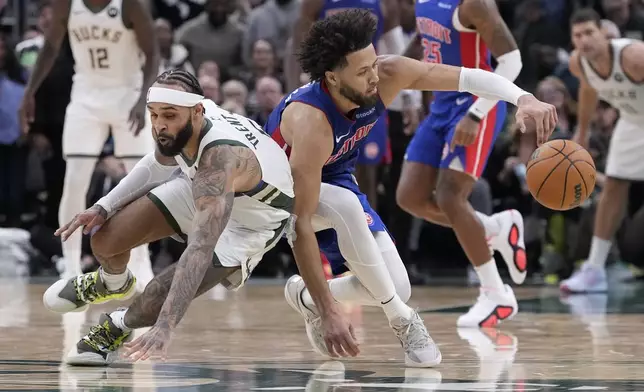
[89,48,109,69]
[421,38,442,64]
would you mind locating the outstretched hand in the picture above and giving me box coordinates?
[123,323,173,362]
[55,205,108,241]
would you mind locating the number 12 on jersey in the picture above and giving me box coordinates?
[89,48,109,69]
[421,39,442,64]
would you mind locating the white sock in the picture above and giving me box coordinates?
[59,158,98,279]
[109,308,131,331]
[381,295,413,320]
[475,259,505,292]
[476,211,501,237]
[100,268,129,291]
[588,236,611,268]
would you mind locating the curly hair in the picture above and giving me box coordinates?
[298,9,377,81]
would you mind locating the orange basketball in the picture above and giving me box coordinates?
[526,140,596,211]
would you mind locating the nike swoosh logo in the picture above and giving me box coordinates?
[456,97,469,105]
[336,132,350,143]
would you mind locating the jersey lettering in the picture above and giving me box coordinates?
[421,39,442,64]
[416,17,452,44]
[220,111,267,149]
[70,26,123,44]
[325,121,375,165]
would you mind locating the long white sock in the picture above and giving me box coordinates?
[476,211,501,237]
[59,158,98,279]
[100,268,129,291]
[109,308,132,332]
[475,259,505,292]
[588,236,611,268]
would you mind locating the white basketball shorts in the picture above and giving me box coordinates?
[62,82,154,159]
[147,175,292,289]
[606,118,644,181]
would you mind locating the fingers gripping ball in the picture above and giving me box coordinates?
[526,140,596,211]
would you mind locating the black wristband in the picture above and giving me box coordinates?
[467,111,482,123]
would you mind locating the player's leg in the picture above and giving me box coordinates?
[59,98,111,279]
[43,176,190,313]
[355,114,388,209]
[67,215,290,365]
[286,182,441,366]
[436,104,520,327]
[111,101,157,289]
[560,119,641,293]
[397,113,524,284]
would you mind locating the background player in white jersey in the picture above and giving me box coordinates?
[19,0,160,286]
[43,70,294,364]
[560,8,644,293]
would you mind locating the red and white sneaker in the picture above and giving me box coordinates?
[457,285,518,328]
[490,210,527,285]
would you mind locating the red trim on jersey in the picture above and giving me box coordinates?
[458,31,492,71]
[270,126,292,157]
[464,102,497,178]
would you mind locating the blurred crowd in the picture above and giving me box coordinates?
[1,0,644,284]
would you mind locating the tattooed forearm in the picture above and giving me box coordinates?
[155,144,248,329]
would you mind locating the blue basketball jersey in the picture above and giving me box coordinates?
[415,0,493,111]
[319,0,385,46]
[266,81,386,180]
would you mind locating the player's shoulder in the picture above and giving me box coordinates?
[620,39,644,61]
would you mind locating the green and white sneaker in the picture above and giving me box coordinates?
[65,312,132,366]
[43,268,136,313]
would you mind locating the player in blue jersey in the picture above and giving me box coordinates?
[267,9,556,366]
[285,0,407,208]
[396,0,526,328]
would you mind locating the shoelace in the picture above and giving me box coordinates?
[73,272,102,303]
[393,314,433,351]
[83,323,122,353]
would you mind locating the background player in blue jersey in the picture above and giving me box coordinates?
[396,0,526,329]
[285,0,407,207]
[267,9,556,367]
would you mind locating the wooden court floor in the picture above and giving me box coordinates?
[1,278,643,391]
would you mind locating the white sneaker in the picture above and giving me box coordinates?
[490,210,527,284]
[390,311,442,368]
[457,285,518,328]
[284,275,331,357]
[560,262,608,293]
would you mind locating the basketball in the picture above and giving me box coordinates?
[526,140,596,211]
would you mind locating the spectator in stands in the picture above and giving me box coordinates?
[250,76,281,126]
[177,0,244,79]
[601,0,644,39]
[0,33,27,227]
[198,60,221,81]
[535,76,576,136]
[239,39,282,90]
[199,75,221,103]
[221,79,248,110]
[15,1,53,70]
[242,0,299,65]
[155,18,195,75]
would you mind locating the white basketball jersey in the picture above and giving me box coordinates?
[68,0,143,87]
[175,100,294,228]
[580,39,644,121]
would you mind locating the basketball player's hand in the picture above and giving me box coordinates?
[450,115,480,152]
[55,205,108,241]
[321,306,360,357]
[128,101,147,136]
[515,95,558,146]
[123,323,172,362]
[19,93,36,135]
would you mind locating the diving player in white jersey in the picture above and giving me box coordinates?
[19,0,160,287]
[43,70,295,364]
[561,8,644,293]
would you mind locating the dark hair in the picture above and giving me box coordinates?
[155,69,205,95]
[298,9,377,81]
[570,8,601,28]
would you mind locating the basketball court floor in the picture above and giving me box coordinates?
[0,278,643,391]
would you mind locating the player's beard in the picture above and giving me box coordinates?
[339,82,379,108]
[156,118,194,157]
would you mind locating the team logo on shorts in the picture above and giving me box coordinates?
[364,142,379,159]
[107,7,119,18]
[365,213,374,226]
